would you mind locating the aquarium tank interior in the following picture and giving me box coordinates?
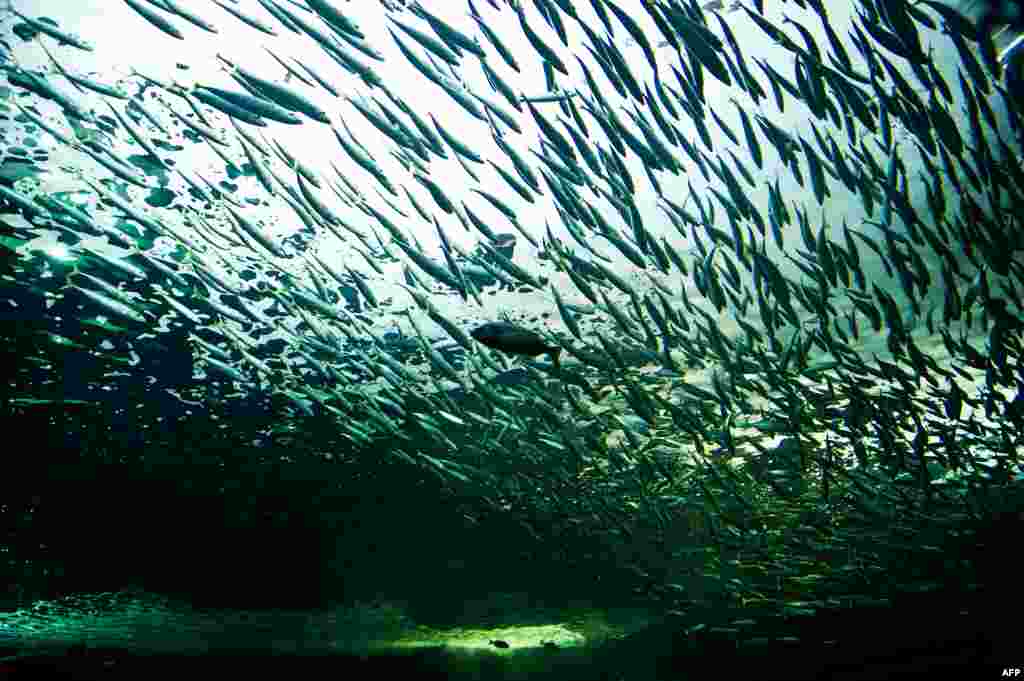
[1,0,1022,678]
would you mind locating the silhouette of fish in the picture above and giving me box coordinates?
[470,321,561,369]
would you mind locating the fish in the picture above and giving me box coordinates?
[409,2,484,58]
[516,2,567,74]
[389,15,460,66]
[9,7,95,50]
[195,85,302,125]
[470,321,562,369]
[122,0,185,39]
[218,55,330,124]
[213,0,277,35]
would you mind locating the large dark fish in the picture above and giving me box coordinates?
[470,321,561,368]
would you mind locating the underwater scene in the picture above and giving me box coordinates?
[1,0,1022,678]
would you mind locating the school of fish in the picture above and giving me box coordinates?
[2,0,1023,582]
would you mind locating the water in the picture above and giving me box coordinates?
[0,0,1021,676]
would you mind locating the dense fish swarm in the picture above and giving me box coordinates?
[1,0,1023,657]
